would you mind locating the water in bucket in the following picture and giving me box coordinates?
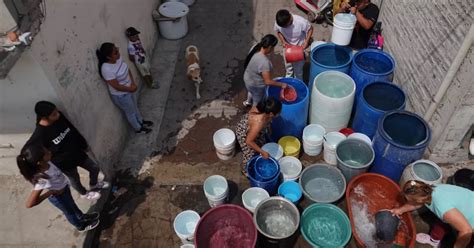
[413,162,441,181]
[262,210,297,237]
[354,55,392,74]
[306,178,341,202]
[313,46,351,67]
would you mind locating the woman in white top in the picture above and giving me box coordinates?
[17,144,100,232]
[96,42,153,134]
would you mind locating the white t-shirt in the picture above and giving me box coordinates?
[101,58,131,96]
[127,40,147,64]
[34,162,69,191]
[274,14,312,46]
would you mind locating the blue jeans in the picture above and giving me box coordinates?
[48,186,85,229]
[110,93,143,131]
[61,156,100,195]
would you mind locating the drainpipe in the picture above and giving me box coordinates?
[424,24,474,121]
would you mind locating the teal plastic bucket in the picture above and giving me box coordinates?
[301,203,352,247]
[278,181,302,203]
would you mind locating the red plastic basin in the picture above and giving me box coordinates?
[194,204,257,248]
[346,173,416,247]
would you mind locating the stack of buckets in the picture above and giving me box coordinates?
[173,210,200,245]
[302,124,326,156]
[203,175,229,207]
[323,131,347,165]
[212,128,236,160]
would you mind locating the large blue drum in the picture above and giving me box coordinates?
[266,77,309,141]
[370,110,431,182]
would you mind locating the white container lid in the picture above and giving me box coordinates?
[159,2,189,18]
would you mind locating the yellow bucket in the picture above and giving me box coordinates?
[278,136,301,157]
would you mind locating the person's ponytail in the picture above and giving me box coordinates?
[244,42,263,70]
[17,145,48,184]
[244,34,278,70]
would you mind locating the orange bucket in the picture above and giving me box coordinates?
[280,85,297,102]
[285,45,305,63]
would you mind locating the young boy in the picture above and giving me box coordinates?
[274,9,313,81]
[125,27,158,89]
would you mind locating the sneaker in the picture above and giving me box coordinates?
[91,181,110,190]
[77,219,100,233]
[80,191,101,200]
[242,100,251,107]
[135,126,152,134]
[142,120,154,127]
[416,233,440,247]
[82,212,100,221]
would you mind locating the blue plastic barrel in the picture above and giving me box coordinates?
[352,82,406,138]
[246,156,281,195]
[370,111,431,182]
[266,77,309,141]
[350,49,395,99]
[309,43,353,91]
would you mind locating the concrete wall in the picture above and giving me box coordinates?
[379,0,474,162]
[0,0,159,176]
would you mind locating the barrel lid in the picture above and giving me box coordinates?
[159,2,189,18]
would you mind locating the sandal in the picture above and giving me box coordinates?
[241,169,248,177]
[416,233,440,247]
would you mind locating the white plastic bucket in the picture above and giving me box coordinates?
[323,131,347,165]
[331,13,357,46]
[399,160,443,188]
[157,2,189,40]
[166,0,195,6]
[213,128,236,160]
[310,71,355,132]
[262,142,284,160]
[302,124,326,156]
[173,210,200,245]
[348,132,372,146]
[203,175,229,207]
[242,187,270,213]
[279,156,303,181]
[180,245,195,248]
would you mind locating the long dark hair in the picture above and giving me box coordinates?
[256,97,282,116]
[96,42,115,79]
[17,144,49,184]
[244,34,278,69]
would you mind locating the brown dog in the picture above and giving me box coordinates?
[185,45,203,99]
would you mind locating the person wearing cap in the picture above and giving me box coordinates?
[125,27,157,89]
[25,101,109,200]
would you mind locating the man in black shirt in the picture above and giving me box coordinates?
[338,0,380,50]
[26,101,109,200]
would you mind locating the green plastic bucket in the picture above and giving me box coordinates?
[301,203,352,247]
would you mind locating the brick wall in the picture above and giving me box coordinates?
[379,0,474,162]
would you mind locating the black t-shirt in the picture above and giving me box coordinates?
[348,2,379,49]
[26,112,88,170]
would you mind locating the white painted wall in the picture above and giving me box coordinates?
[0,50,61,133]
[0,0,159,177]
[380,0,474,162]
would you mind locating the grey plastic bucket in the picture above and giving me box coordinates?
[299,164,346,203]
[336,139,375,182]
